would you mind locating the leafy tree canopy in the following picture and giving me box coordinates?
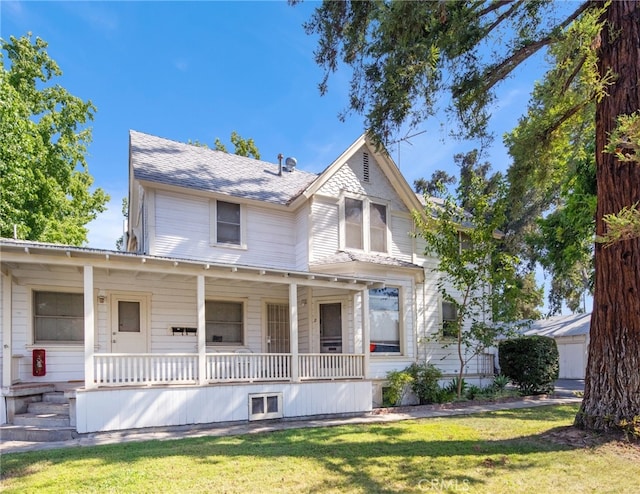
[190,131,261,160]
[0,34,108,245]
[300,0,640,432]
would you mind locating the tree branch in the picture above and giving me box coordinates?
[483,1,592,93]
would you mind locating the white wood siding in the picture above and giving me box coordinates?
[76,381,372,433]
[309,198,339,262]
[151,190,298,270]
[295,204,310,271]
[390,213,414,262]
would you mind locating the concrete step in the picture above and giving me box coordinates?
[0,424,77,442]
[13,413,70,428]
[28,401,69,415]
[43,391,68,404]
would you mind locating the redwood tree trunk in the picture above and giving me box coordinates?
[576,1,640,431]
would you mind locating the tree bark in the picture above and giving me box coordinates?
[576,1,640,432]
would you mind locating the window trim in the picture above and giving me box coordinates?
[31,288,86,346]
[209,199,247,249]
[205,298,247,347]
[369,285,403,356]
[339,193,390,254]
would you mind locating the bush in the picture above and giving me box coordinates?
[383,369,413,406]
[465,384,483,400]
[498,336,559,395]
[406,362,443,404]
[491,374,510,392]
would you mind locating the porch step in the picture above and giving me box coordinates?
[0,424,77,442]
[13,412,70,428]
[43,391,68,404]
[27,401,69,415]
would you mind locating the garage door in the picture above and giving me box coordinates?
[558,342,586,379]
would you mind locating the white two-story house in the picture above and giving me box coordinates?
[0,131,493,435]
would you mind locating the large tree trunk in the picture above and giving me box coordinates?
[576,1,640,432]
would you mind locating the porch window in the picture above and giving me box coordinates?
[369,287,400,354]
[345,197,363,249]
[33,291,84,343]
[442,301,458,339]
[206,300,244,345]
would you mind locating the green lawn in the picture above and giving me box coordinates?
[1,404,639,493]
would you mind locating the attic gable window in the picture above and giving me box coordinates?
[211,200,245,248]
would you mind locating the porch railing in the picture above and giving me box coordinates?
[94,353,199,386]
[93,352,365,387]
[299,353,364,380]
[207,353,292,382]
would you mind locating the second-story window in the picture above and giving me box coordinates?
[345,197,363,249]
[369,203,387,252]
[342,196,388,253]
[216,200,241,245]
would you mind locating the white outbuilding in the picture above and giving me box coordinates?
[522,313,591,379]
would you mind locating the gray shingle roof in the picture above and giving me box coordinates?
[310,250,422,269]
[130,130,319,205]
[523,312,591,338]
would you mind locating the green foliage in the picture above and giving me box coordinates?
[414,159,530,398]
[491,374,510,392]
[499,336,559,395]
[465,384,482,400]
[405,362,442,405]
[301,1,592,145]
[214,131,261,160]
[191,132,261,160]
[617,416,640,443]
[115,197,128,251]
[383,369,413,407]
[0,34,109,245]
[598,111,640,245]
[444,377,467,396]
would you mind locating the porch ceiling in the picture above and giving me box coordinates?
[1,239,384,290]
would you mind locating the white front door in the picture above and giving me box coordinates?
[111,294,148,353]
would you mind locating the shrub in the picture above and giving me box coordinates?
[491,374,510,392]
[498,336,559,395]
[444,377,467,398]
[406,362,443,404]
[383,369,413,407]
[465,384,483,400]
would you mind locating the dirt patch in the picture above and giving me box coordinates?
[540,425,640,456]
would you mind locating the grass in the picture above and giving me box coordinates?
[1,404,639,493]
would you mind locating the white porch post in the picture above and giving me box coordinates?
[84,266,96,389]
[2,270,12,387]
[197,275,206,385]
[362,287,370,379]
[289,283,299,382]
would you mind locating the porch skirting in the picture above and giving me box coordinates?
[75,380,372,433]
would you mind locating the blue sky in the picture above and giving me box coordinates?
[1,1,549,251]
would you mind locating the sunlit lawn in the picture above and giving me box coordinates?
[2,404,639,493]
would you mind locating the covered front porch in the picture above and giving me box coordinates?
[1,240,379,432]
